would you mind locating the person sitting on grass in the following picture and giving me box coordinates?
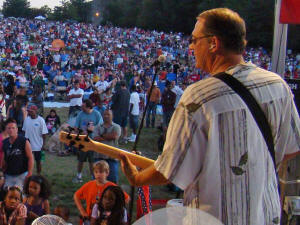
[90,185,127,225]
[0,186,27,225]
[73,160,129,222]
[45,109,61,135]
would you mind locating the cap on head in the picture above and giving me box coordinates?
[27,105,38,112]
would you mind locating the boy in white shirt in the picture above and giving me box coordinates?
[22,105,48,174]
[128,84,140,142]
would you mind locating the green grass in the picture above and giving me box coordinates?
[42,107,177,224]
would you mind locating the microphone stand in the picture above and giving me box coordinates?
[128,65,159,224]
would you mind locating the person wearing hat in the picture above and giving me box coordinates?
[22,105,48,174]
[146,81,161,128]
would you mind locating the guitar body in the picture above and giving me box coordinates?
[59,131,155,169]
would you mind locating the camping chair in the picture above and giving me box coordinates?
[55,80,68,100]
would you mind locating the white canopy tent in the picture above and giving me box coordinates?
[34,15,46,20]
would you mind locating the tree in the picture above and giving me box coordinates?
[137,0,165,31]
[2,0,30,18]
[29,6,52,19]
[70,0,92,23]
[102,0,124,26]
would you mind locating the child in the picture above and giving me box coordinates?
[0,186,27,225]
[23,175,51,225]
[0,169,6,201]
[90,185,127,225]
[45,109,61,134]
[54,205,72,225]
[74,161,129,221]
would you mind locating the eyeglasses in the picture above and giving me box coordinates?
[189,35,213,45]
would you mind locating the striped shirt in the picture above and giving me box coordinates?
[155,62,300,225]
[0,202,27,225]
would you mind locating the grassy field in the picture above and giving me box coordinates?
[42,107,177,224]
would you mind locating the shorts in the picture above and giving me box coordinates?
[4,172,28,190]
[33,151,42,162]
[78,150,94,163]
[129,114,139,130]
[113,114,128,128]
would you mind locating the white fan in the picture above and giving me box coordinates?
[32,215,67,225]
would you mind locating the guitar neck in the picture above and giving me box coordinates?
[59,131,155,169]
[89,140,155,169]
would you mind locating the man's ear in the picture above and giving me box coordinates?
[209,36,220,53]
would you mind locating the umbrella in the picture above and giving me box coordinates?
[34,15,46,20]
[51,39,65,50]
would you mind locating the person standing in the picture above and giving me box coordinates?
[2,118,34,188]
[68,80,84,118]
[161,80,176,130]
[73,99,103,183]
[171,80,184,108]
[0,82,6,123]
[128,85,140,142]
[94,109,121,183]
[6,98,27,135]
[111,80,130,143]
[22,105,48,174]
[146,81,161,128]
[0,123,8,168]
[119,8,300,225]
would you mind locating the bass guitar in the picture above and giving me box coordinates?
[59,130,154,169]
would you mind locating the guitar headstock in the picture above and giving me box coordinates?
[59,128,94,152]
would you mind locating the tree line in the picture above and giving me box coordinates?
[1,0,299,51]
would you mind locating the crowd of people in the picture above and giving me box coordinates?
[0,12,299,225]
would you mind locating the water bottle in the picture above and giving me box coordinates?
[41,150,45,161]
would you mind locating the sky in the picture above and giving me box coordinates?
[0,0,63,9]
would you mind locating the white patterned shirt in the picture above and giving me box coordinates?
[155,62,300,225]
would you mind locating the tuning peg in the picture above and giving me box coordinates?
[69,140,75,147]
[131,150,142,155]
[85,130,92,142]
[67,127,74,140]
[75,129,83,141]
[78,144,84,150]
